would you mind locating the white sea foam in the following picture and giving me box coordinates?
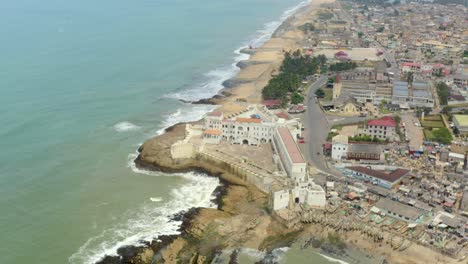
[113,121,141,132]
[69,172,219,264]
[155,104,218,135]
[71,2,311,263]
[150,197,163,202]
[165,0,311,102]
[319,253,350,264]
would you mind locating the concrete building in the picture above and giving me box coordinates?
[392,81,434,108]
[272,180,326,211]
[331,134,348,160]
[346,143,382,161]
[360,116,397,140]
[374,198,425,223]
[273,127,307,182]
[453,115,468,134]
[453,74,468,87]
[345,166,410,189]
[203,104,302,146]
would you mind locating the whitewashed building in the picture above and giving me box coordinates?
[359,116,397,140]
[331,134,348,160]
[203,105,302,146]
[272,180,326,210]
[202,104,326,211]
[273,127,307,182]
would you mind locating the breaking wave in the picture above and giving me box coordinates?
[113,121,141,132]
[68,172,219,264]
[165,0,311,102]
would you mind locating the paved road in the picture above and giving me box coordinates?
[301,76,369,174]
[302,75,330,172]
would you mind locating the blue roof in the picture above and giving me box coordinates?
[393,82,408,96]
[413,90,430,98]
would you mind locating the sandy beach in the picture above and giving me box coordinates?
[213,0,335,115]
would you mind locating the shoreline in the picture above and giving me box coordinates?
[95,0,370,263]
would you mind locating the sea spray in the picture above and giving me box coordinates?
[68,172,219,264]
[113,121,141,132]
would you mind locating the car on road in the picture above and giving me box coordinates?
[298,139,305,144]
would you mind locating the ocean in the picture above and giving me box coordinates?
[0,0,321,263]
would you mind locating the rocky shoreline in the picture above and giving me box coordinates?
[95,123,263,264]
[94,1,329,263]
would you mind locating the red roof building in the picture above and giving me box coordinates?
[263,100,282,109]
[368,116,396,127]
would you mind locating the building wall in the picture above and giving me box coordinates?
[272,190,290,211]
[453,117,468,133]
[273,129,306,182]
[362,125,396,140]
[345,169,395,189]
[221,122,275,146]
[332,142,348,160]
[203,134,221,144]
[305,189,327,207]
[171,142,195,159]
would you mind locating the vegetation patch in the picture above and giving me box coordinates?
[424,127,452,144]
[420,120,445,128]
[262,50,327,103]
[318,11,334,20]
[436,82,449,106]
[419,115,445,128]
[328,61,357,72]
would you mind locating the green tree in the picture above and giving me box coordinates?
[441,106,452,114]
[431,128,453,144]
[406,72,414,84]
[262,53,321,100]
[436,82,450,105]
[315,88,325,98]
[358,31,364,38]
[291,92,304,104]
[328,62,357,72]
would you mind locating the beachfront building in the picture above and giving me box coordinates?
[273,127,307,182]
[344,166,410,189]
[203,104,302,146]
[202,104,326,212]
[271,180,326,211]
[331,134,348,160]
[359,116,397,141]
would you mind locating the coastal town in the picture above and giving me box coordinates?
[124,0,468,263]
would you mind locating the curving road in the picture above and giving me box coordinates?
[301,75,330,172]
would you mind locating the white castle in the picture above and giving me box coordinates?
[201,104,326,211]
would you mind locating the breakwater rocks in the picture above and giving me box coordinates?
[222,78,253,89]
[93,123,253,264]
[236,60,268,69]
[95,209,200,264]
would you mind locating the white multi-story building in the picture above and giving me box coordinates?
[331,134,348,160]
[273,127,307,182]
[203,104,302,146]
[202,104,326,211]
[360,116,397,140]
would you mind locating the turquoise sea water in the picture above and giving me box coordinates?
[0,0,315,263]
